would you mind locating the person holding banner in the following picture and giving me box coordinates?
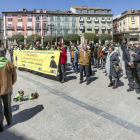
[58,42,67,83]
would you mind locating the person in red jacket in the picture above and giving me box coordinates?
[58,42,67,83]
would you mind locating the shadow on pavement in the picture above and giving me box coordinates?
[118,80,124,87]
[90,77,99,83]
[5,105,44,131]
[65,71,74,75]
[12,104,23,112]
[0,130,28,140]
[66,76,77,82]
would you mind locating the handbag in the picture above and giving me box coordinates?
[111,61,122,73]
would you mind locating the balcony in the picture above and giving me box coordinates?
[79,18,84,22]
[94,26,99,30]
[129,26,138,30]
[79,26,85,30]
[6,26,14,30]
[101,26,106,30]
[107,19,111,22]
[87,26,92,30]
[17,18,22,21]
[16,26,24,30]
[63,26,69,29]
[94,19,99,22]
[27,18,32,21]
[87,18,91,22]
[7,18,13,21]
[26,26,34,30]
[101,19,106,23]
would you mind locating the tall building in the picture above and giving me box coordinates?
[2,6,113,47]
[70,6,113,36]
[113,9,140,44]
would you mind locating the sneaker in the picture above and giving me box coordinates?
[127,88,134,92]
[79,81,83,84]
[108,83,113,87]
[112,86,118,89]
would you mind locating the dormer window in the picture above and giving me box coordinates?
[36,10,40,13]
[43,10,46,13]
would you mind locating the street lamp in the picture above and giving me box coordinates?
[48,24,54,46]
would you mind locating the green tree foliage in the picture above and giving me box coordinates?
[85,33,98,42]
[11,34,24,44]
[26,34,41,44]
[64,34,80,41]
[98,34,112,41]
[44,35,55,43]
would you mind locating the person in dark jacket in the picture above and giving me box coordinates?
[106,46,120,89]
[89,41,95,67]
[121,41,127,52]
[9,46,14,63]
[123,42,140,93]
[35,41,42,50]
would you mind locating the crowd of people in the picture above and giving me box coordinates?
[0,39,140,132]
[6,39,140,90]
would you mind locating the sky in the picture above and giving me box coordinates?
[0,0,140,16]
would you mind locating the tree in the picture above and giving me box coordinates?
[11,34,24,44]
[64,34,80,42]
[26,34,41,44]
[98,34,112,41]
[44,35,55,43]
[85,33,98,42]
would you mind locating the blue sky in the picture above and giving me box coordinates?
[0,0,140,16]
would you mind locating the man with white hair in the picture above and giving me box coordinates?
[123,41,140,93]
[78,43,91,85]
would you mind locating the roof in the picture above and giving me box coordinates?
[2,10,75,15]
[71,6,111,10]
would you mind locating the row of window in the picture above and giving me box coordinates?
[80,17,111,20]
[76,9,111,14]
[7,22,76,28]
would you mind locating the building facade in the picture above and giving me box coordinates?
[0,17,3,45]
[70,6,113,36]
[113,9,140,44]
[2,6,113,47]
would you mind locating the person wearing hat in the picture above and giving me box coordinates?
[123,41,140,93]
[50,56,57,68]
[0,47,17,132]
[57,42,67,83]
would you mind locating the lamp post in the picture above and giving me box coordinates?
[48,24,54,47]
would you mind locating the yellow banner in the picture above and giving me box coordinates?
[13,50,60,76]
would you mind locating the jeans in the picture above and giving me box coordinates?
[71,59,76,72]
[91,56,94,65]
[0,92,12,130]
[59,63,66,80]
[94,58,100,68]
[79,65,90,82]
[75,62,79,72]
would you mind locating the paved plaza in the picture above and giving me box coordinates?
[1,52,140,140]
